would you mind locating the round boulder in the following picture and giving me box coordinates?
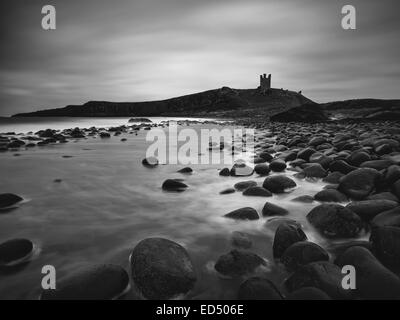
[262,175,297,194]
[224,207,259,221]
[130,238,196,299]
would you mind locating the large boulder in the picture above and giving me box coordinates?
[243,186,272,197]
[370,226,400,270]
[41,264,130,300]
[269,159,287,172]
[281,241,329,271]
[303,163,327,178]
[273,222,307,258]
[307,204,363,238]
[338,168,381,200]
[372,207,400,227]
[262,175,297,193]
[345,200,398,221]
[238,277,283,300]
[285,261,351,300]
[130,238,197,299]
[254,164,270,176]
[230,163,254,176]
[214,250,267,277]
[224,207,259,220]
[234,180,257,191]
[335,246,400,299]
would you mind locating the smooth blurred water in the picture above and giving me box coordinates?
[0,121,367,299]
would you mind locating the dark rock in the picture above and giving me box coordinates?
[130,238,196,299]
[258,152,273,162]
[254,164,270,176]
[243,186,272,197]
[335,246,400,299]
[215,250,267,277]
[286,287,331,300]
[308,137,327,147]
[372,207,400,227]
[262,202,288,216]
[338,168,381,200]
[307,204,363,238]
[99,132,111,138]
[394,179,400,199]
[303,163,327,178]
[262,175,296,193]
[177,167,193,174]
[384,165,400,186]
[219,188,236,195]
[361,160,394,171]
[41,264,129,300]
[297,148,316,162]
[290,158,306,167]
[322,172,344,184]
[234,180,257,191]
[309,152,333,169]
[368,192,399,202]
[281,241,329,271]
[0,193,23,209]
[291,195,314,203]
[347,151,371,167]
[370,226,400,270]
[285,261,351,299]
[269,159,287,172]
[238,277,282,300]
[346,200,398,220]
[329,160,357,174]
[128,118,152,123]
[224,207,259,221]
[219,168,231,176]
[162,179,188,191]
[314,189,347,203]
[273,222,307,258]
[0,239,34,266]
[327,240,372,257]
[231,231,252,249]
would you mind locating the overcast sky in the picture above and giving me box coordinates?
[0,0,399,116]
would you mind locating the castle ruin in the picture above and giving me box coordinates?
[259,73,271,94]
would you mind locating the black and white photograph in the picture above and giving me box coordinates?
[1,0,400,307]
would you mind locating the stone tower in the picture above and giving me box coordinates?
[259,73,271,93]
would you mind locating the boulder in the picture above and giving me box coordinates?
[262,175,297,194]
[230,163,254,177]
[347,151,371,167]
[361,160,394,171]
[214,250,267,277]
[162,179,188,191]
[281,241,329,271]
[273,222,307,258]
[297,148,316,162]
[329,160,357,174]
[41,264,129,300]
[322,172,344,184]
[142,157,159,167]
[224,207,259,221]
[370,226,400,270]
[314,189,348,203]
[307,204,363,238]
[254,164,270,176]
[177,167,193,174]
[371,207,400,227]
[219,168,231,176]
[303,163,327,178]
[291,195,314,203]
[243,186,272,197]
[130,238,196,299]
[335,246,400,299]
[285,261,351,300]
[338,168,380,200]
[346,200,398,220]
[234,180,257,191]
[269,159,287,172]
[262,202,288,217]
[238,277,283,300]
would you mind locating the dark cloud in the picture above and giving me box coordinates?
[0,0,399,115]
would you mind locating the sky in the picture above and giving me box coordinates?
[0,0,399,116]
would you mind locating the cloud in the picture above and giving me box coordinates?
[0,0,399,115]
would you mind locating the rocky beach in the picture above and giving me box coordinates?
[1,115,400,300]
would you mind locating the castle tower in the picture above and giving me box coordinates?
[259,73,271,92]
